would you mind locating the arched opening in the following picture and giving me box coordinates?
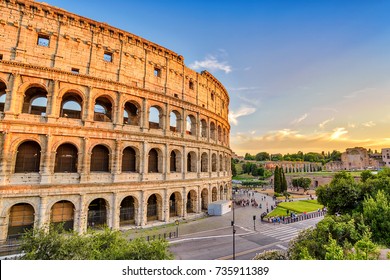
[201,152,208,172]
[22,86,48,116]
[187,151,197,172]
[211,153,217,172]
[122,147,136,172]
[186,114,196,135]
[148,148,161,173]
[119,196,136,226]
[15,141,41,173]
[50,200,75,231]
[223,128,226,144]
[210,122,216,140]
[147,194,161,222]
[94,96,112,122]
[201,189,208,211]
[0,81,6,112]
[200,119,207,138]
[87,198,107,228]
[169,110,181,132]
[60,92,83,119]
[219,186,224,200]
[7,203,35,240]
[212,187,217,202]
[149,106,163,129]
[169,192,182,218]
[218,125,222,142]
[54,143,78,173]
[90,145,110,172]
[186,190,197,213]
[123,101,140,126]
[219,154,223,172]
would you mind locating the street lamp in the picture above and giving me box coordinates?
[175,220,179,237]
[231,194,236,260]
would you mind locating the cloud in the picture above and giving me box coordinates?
[330,127,348,140]
[362,121,376,127]
[319,118,334,128]
[228,106,256,125]
[190,55,232,73]
[292,113,308,124]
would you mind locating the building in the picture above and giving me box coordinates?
[382,148,390,167]
[0,0,231,241]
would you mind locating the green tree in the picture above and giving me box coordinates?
[281,168,287,192]
[244,153,255,160]
[274,166,281,193]
[21,225,173,260]
[231,160,237,177]
[255,152,270,161]
[360,170,375,183]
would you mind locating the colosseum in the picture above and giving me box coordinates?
[0,0,231,241]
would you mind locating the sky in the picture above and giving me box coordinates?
[42,0,390,156]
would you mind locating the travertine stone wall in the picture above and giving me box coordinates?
[0,0,231,240]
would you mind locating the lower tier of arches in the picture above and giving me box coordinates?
[0,182,232,241]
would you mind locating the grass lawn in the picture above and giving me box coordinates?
[266,200,323,218]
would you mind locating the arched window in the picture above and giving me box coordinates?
[15,141,41,173]
[148,148,159,173]
[87,198,107,228]
[186,114,196,135]
[120,196,135,226]
[7,203,35,239]
[211,153,217,172]
[90,145,110,172]
[218,125,222,142]
[60,92,83,119]
[0,81,6,112]
[210,122,216,140]
[201,152,208,172]
[22,86,48,116]
[200,119,207,138]
[51,200,75,231]
[149,106,162,129]
[122,147,136,172]
[123,102,140,125]
[219,154,223,171]
[54,143,78,173]
[187,151,196,172]
[170,151,177,172]
[170,111,180,132]
[94,96,112,122]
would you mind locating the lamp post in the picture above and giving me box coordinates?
[231,194,236,260]
[175,220,179,237]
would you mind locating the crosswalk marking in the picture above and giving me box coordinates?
[259,225,300,241]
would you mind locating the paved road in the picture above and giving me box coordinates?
[169,191,323,260]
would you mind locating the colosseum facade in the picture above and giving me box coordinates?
[0,0,231,241]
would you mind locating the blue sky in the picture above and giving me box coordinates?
[44,0,390,155]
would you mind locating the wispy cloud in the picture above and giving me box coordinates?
[362,121,376,127]
[190,55,232,74]
[319,118,334,128]
[330,127,348,140]
[229,106,256,125]
[292,113,308,124]
[344,88,376,99]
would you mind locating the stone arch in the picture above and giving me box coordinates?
[201,188,208,211]
[122,146,138,172]
[60,91,84,119]
[149,105,164,129]
[170,149,182,172]
[169,191,182,218]
[186,190,197,213]
[7,202,35,239]
[201,152,208,172]
[54,143,78,173]
[187,151,197,172]
[22,85,48,116]
[0,80,6,112]
[87,198,109,228]
[148,147,163,173]
[94,95,113,122]
[14,140,41,173]
[186,114,196,136]
[217,125,222,142]
[219,185,224,200]
[50,200,75,231]
[200,119,208,138]
[219,154,223,171]
[146,193,163,222]
[169,110,182,132]
[210,121,216,140]
[90,144,110,172]
[119,196,139,226]
[211,153,217,172]
[123,100,140,126]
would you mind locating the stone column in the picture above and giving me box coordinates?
[141,98,148,131]
[111,192,119,230]
[38,196,48,229]
[0,198,7,241]
[78,194,87,234]
[112,140,122,182]
[163,143,169,180]
[46,80,59,123]
[4,73,21,116]
[0,132,12,184]
[80,137,90,183]
[141,141,148,180]
[83,87,94,124]
[182,188,187,218]
[164,189,169,222]
[182,145,187,180]
[40,134,53,184]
